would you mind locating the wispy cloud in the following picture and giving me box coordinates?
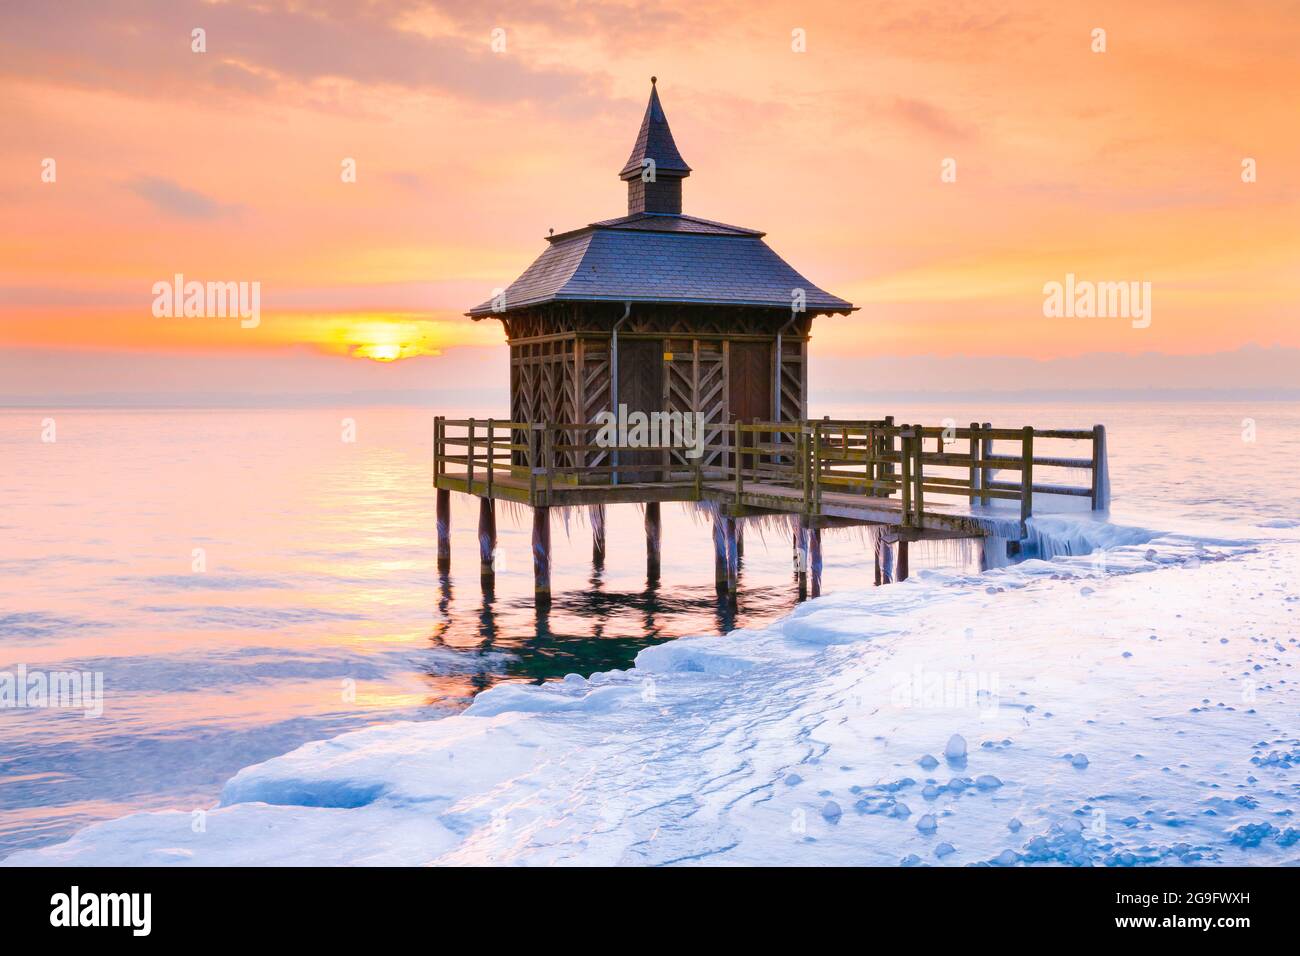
[126,177,240,221]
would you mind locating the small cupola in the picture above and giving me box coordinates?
[618,77,691,215]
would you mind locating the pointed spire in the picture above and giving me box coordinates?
[620,78,690,215]
[620,77,691,180]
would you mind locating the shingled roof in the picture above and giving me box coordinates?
[468,80,854,318]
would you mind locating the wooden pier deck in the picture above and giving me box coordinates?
[433,416,1107,601]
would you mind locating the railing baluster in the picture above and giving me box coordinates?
[812,421,823,512]
[1091,424,1107,511]
[912,429,925,522]
[486,418,494,496]
[734,424,744,497]
[1020,425,1034,534]
[980,421,992,506]
[467,417,475,490]
[544,426,554,502]
[900,427,912,525]
[528,423,539,505]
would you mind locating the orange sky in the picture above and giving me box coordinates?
[2,0,1298,394]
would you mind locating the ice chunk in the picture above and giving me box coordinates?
[917,814,937,833]
[944,735,967,760]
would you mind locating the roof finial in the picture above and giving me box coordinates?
[650,75,657,85]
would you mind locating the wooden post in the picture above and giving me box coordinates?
[900,428,913,525]
[874,535,883,586]
[532,506,551,603]
[896,539,910,582]
[714,519,728,592]
[528,424,539,504]
[478,498,496,579]
[812,421,823,512]
[645,502,661,580]
[467,417,475,491]
[433,416,443,482]
[485,419,494,496]
[436,488,451,574]
[736,524,744,559]
[912,430,925,524]
[968,422,980,508]
[809,526,822,598]
[733,425,744,497]
[1091,424,1108,511]
[882,415,895,496]
[725,516,739,596]
[980,422,992,507]
[795,519,809,598]
[591,504,606,566]
[1020,425,1034,535]
[543,426,554,503]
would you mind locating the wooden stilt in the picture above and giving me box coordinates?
[809,527,822,598]
[879,539,894,584]
[874,536,883,586]
[590,504,606,567]
[713,518,728,592]
[478,498,496,579]
[736,525,744,558]
[795,519,809,598]
[645,502,661,580]
[724,517,739,595]
[532,506,551,602]
[436,488,451,573]
[896,539,910,582]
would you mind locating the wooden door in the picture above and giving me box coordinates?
[728,340,772,473]
[616,339,664,482]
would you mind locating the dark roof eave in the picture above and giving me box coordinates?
[547,217,764,244]
[469,296,856,318]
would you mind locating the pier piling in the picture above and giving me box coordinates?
[645,502,661,581]
[795,520,810,598]
[436,488,451,573]
[809,527,822,598]
[478,498,496,580]
[896,540,910,582]
[713,519,728,592]
[532,507,551,603]
[590,504,606,567]
[724,517,739,596]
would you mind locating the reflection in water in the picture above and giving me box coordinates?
[424,549,765,699]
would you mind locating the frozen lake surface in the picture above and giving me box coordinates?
[2,402,1298,863]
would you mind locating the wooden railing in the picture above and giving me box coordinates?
[435,418,705,504]
[435,416,1107,531]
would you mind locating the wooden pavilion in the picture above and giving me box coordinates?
[436,79,1107,604]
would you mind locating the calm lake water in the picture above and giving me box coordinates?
[2,401,1298,856]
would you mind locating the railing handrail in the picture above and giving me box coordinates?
[434,415,1108,519]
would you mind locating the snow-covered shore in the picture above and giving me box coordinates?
[9,527,1299,866]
